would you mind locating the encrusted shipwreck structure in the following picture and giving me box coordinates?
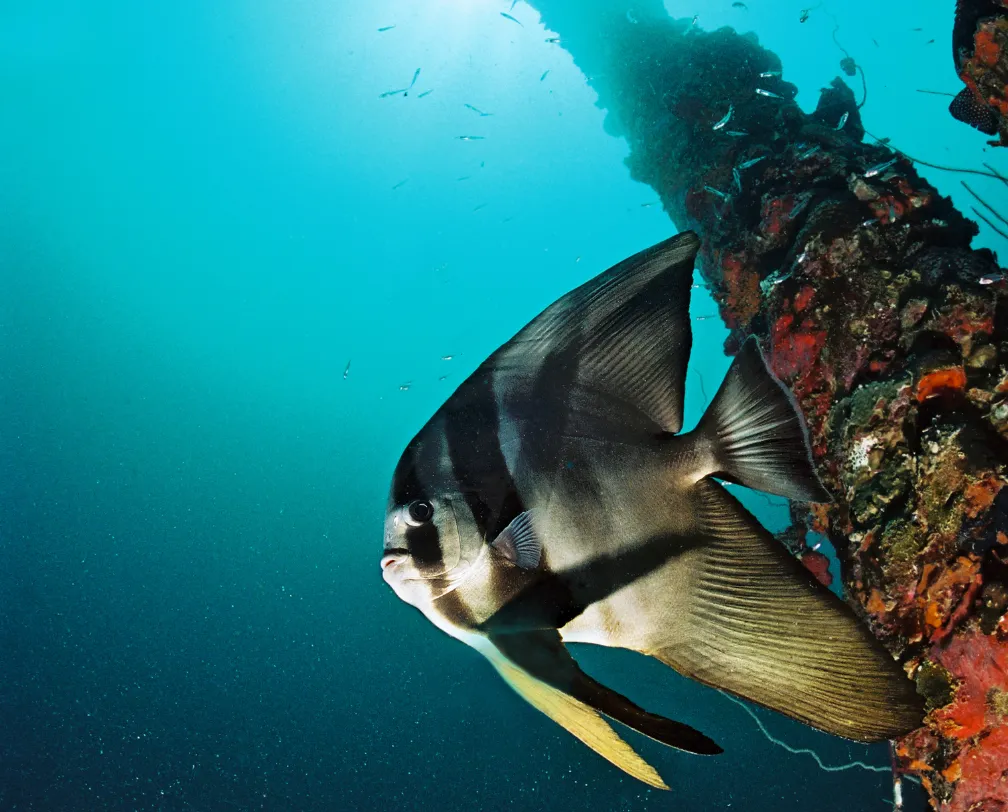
[529,2,1008,809]
[953,0,1008,146]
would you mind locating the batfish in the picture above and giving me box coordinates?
[380,231,924,788]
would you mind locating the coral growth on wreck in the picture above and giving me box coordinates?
[544,12,1008,810]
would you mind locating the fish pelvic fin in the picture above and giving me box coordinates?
[693,336,831,502]
[655,479,925,742]
[480,635,672,789]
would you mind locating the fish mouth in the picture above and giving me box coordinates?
[381,549,409,571]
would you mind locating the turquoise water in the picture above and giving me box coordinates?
[2,1,1002,809]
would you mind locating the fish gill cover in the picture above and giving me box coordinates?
[1,1,1007,812]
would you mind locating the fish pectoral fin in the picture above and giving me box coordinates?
[693,336,831,502]
[482,630,721,788]
[491,231,700,438]
[655,479,924,742]
[490,510,542,570]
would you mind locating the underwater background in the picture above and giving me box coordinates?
[2,1,1004,809]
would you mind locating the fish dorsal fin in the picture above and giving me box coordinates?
[490,511,542,570]
[653,479,924,742]
[479,636,670,789]
[490,231,699,439]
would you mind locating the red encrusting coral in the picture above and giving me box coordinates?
[770,313,826,381]
[719,251,762,329]
[915,367,969,403]
[800,550,833,588]
[933,628,1008,740]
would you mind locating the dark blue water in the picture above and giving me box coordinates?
[2,1,998,809]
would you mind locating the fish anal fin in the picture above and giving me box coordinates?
[481,639,670,789]
[655,480,924,742]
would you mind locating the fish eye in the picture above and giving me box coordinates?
[406,500,434,526]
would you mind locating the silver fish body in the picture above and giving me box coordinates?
[864,157,898,178]
[712,104,734,130]
[381,232,924,789]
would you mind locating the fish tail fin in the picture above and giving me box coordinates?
[694,337,830,502]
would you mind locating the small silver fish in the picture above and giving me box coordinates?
[738,156,766,170]
[456,135,486,141]
[759,70,781,78]
[409,68,421,89]
[759,268,793,295]
[441,355,454,361]
[712,104,734,131]
[798,145,821,160]
[733,167,742,191]
[399,382,412,391]
[540,70,550,81]
[725,130,749,137]
[464,103,492,116]
[790,193,812,218]
[417,89,434,99]
[500,11,523,26]
[343,360,351,379]
[836,112,849,130]
[864,157,898,178]
[379,88,407,98]
[378,25,396,32]
[545,36,560,43]
[704,185,730,201]
[979,273,1005,285]
[755,88,782,99]
[392,179,408,190]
